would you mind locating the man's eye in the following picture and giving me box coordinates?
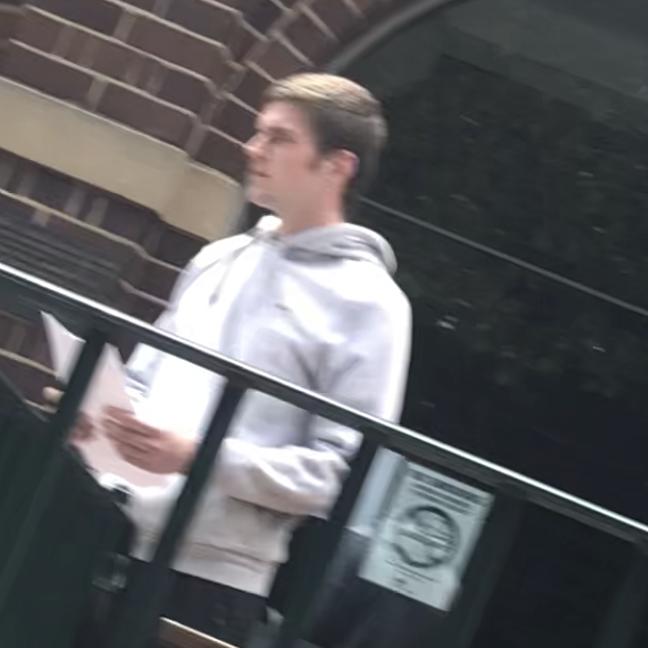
[269,133,292,144]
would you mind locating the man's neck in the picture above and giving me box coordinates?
[277,207,345,236]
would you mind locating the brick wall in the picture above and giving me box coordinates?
[4,0,404,176]
[0,0,412,402]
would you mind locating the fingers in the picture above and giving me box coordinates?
[102,409,158,440]
[105,421,151,453]
[113,442,148,468]
[43,386,62,405]
[104,421,152,470]
[104,406,134,423]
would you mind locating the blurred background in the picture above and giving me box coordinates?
[3,0,648,645]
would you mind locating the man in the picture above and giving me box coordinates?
[93,73,411,646]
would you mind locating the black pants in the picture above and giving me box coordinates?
[157,567,266,647]
[75,560,266,648]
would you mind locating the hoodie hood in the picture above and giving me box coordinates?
[251,215,398,275]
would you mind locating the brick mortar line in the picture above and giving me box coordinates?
[112,2,234,63]
[301,5,338,41]
[239,19,267,45]
[245,61,276,82]
[342,0,364,19]
[273,31,312,66]
[0,348,53,376]
[223,92,258,115]
[11,41,199,117]
[112,0,243,23]
[205,126,244,146]
[118,278,169,306]
[21,7,219,84]
[347,0,370,17]
[0,188,180,272]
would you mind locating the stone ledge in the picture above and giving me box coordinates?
[0,76,242,240]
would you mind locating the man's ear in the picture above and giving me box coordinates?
[327,149,358,183]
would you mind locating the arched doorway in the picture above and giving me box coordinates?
[311,1,648,645]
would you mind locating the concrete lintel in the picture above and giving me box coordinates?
[0,77,242,240]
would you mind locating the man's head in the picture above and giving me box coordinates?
[243,73,387,224]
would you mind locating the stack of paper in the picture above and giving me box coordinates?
[42,312,166,487]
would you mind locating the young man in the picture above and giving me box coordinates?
[98,73,412,646]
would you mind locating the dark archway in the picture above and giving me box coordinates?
[321,1,648,645]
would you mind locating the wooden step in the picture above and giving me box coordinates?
[158,618,239,648]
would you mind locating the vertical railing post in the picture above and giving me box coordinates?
[438,486,526,648]
[0,326,107,609]
[107,381,247,648]
[593,540,648,648]
[271,437,378,648]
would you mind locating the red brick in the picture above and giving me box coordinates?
[99,193,160,244]
[136,261,179,299]
[97,82,194,147]
[217,97,256,141]
[165,0,240,45]
[244,2,283,33]
[14,8,62,52]
[86,36,143,83]
[158,66,213,114]
[233,66,270,108]
[30,0,122,35]
[154,228,205,267]
[136,56,164,91]
[195,128,245,179]
[61,28,87,61]
[229,21,259,59]
[127,14,229,81]
[310,0,358,39]
[282,13,335,63]
[0,7,22,41]
[3,42,93,105]
[248,38,308,77]
[31,166,74,211]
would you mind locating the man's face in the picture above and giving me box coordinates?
[243,101,331,213]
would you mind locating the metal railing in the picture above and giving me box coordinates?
[1,259,648,648]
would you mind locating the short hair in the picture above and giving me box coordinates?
[262,73,388,215]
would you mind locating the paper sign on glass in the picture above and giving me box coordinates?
[360,463,493,610]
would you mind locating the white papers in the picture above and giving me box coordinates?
[42,312,166,487]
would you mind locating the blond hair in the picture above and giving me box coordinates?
[262,73,387,214]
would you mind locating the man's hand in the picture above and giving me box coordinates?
[42,386,95,445]
[102,407,196,475]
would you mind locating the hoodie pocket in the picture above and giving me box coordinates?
[187,490,297,564]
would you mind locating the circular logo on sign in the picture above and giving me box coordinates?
[392,505,460,569]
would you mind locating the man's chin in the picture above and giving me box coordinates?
[245,188,275,210]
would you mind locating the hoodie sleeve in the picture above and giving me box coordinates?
[213,290,412,517]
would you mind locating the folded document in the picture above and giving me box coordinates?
[42,312,166,487]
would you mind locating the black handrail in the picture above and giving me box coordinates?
[2,259,648,648]
[1,260,647,542]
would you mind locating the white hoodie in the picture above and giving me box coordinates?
[120,216,412,595]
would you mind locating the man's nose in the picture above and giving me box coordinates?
[243,134,262,160]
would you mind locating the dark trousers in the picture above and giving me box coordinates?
[157,567,266,647]
[75,560,266,648]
